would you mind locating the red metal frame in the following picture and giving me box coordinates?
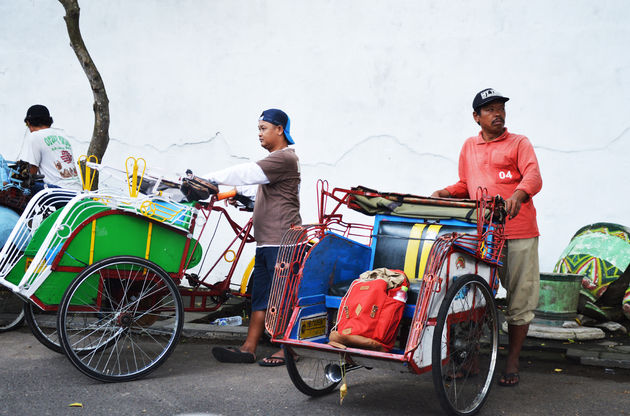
[405,234,457,359]
[266,224,323,339]
[316,180,374,244]
[182,205,254,298]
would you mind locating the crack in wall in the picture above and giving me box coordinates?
[72,132,251,161]
[302,134,454,168]
[72,126,629,167]
[535,126,629,153]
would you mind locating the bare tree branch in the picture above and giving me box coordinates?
[59,0,109,189]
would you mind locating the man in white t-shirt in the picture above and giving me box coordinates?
[21,104,81,190]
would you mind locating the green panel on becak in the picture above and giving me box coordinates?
[4,201,109,287]
[26,204,202,272]
[5,256,26,286]
[67,274,101,307]
[30,207,201,307]
[24,209,62,256]
[60,213,202,271]
[33,271,82,306]
[25,200,110,258]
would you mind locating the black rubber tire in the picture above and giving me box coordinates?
[24,302,63,353]
[26,301,119,355]
[285,345,341,396]
[431,274,498,416]
[0,288,25,333]
[58,256,183,382]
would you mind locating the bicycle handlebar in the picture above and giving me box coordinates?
[216,189,237,201]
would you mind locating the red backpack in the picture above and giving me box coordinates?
[329,268,409,352]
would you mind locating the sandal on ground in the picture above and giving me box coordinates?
[498,372,520,387]
[258,356,286,367]
[212,346,255,363]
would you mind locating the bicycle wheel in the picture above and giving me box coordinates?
[0,287,25,332]
[24,302,62,353]
[431,274,498,416]
[285,346,341,396]
[58,256,184,382]
[26,301,120,355]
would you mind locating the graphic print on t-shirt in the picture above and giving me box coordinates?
[43,134,78,179]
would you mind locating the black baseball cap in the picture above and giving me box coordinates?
[259,108,294,144]
[472,88,509,111]
[24,104,53,125]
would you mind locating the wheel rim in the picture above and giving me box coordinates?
[433,277,497,415]
[0,288,25,332]
[59,257,182,381]
[285,346,341,396]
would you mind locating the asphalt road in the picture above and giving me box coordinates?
[1,328,630,416]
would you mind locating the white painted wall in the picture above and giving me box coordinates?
[1,0,629,272]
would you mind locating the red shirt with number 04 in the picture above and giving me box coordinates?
[444,129,543,239]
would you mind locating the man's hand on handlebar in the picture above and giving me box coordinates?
[505,189,529,219]
[217,189,254,212]
[225,191,254,212]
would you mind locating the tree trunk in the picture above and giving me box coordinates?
[59,0,109,190]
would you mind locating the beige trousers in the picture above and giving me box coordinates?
[498,237,540,325]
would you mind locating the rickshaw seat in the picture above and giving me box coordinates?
[370,216,473,281]
[321,215,475,317]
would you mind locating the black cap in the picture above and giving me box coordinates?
[24,104,53,125]
[472,88,509,111]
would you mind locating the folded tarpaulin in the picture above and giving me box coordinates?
[348,186,481,223]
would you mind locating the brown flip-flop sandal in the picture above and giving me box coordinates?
[258,356,286,367]
[212,346,256,363]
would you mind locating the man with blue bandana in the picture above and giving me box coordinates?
[206,109,301,366]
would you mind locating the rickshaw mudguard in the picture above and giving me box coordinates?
[20,201,201,307]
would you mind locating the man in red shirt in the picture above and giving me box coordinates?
[432,88,542,387]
